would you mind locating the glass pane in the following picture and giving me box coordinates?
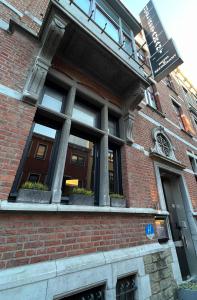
[36,144,47,159]
[74,0,90,14]
[116,275,137,300]
[19,124,57,189]
[122,20,131,36]
[108,150,114,193]
[123,35,133,55]
[61,135,96,201]
[95,8,119,43]
[96,0,119,24]
[108,117,119,136]
[72,103,98,128]
[41,87,63,113]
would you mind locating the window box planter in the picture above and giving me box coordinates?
[16,189,51,204]
[69,188,94,206]
[110,194,126,208]
[177,282,197,300]
[16,182,51,204]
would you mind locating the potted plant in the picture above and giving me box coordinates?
[177,281,197,300]
[69,188,94,206]
[16,181,51,204]
[110,193,126,208]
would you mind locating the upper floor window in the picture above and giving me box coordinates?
[137,48,146,63]
[145,85,161,111]
[71,0,134,56]
[35,144,47,160]
[108,115,119,137]
[165,75,176,92]
[40,86,64,113]
[151,127,177,162]
[172,100,184,129]
[72,101,100,128]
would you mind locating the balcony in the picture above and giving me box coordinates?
[51,0,149,98]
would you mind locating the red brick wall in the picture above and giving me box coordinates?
[0,95,36,200]
[0,212,155,269]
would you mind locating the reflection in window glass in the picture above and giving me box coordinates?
[96,0,119,24]
[72,103,98,127]
[108,150,114,193]
[122,20,131,36]
[123,35,133,55]
[36,144,47,159]
[74,0,90,14]
[108,116,119,136]
[41,87,63,113]
[95,8,119,43]
[62,135,96,199]
[18,123,57,189]
[108,147,123,194]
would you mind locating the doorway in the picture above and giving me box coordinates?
[160,169,197,280]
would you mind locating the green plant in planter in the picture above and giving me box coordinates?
[179,282,197,291]
[177,281,197,300]
[110,193,124,199]
[110,193,126,208]
[21,181,48,191]
[69,188,94,206]
[71,187,94,196]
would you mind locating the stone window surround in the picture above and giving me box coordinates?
[18,69,126,206]
[151,126,178,162]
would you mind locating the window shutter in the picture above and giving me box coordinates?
[153,85,162,112]
[181,114,196,135]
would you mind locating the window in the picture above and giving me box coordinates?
[35,144,47,159]
[74,0,91,14]
[41,86,64,113]
[95,7,119,43]
[16,122,58,190]
[172,101,184,129]
[62,134,99,201]
[108,146,123,194]
[60,285,105,300]
[72,101,100,128]
[137,47,146,63]
[151,127,177,161]
[156,134,171,157]
[145,85,158,110]
[11,84,124,206]
[28,173,40,183]
[116,275,137,300]
[188,154,197,181]
[108,115,119,137]
[66,0,135,55]
[165,75,176,91]
[71,153,85,166]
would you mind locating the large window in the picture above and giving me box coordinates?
[67,0,135,56]
[11,84,124,206]
[61,134,99,203]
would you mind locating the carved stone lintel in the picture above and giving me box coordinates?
[123,112,135,145]
[23,14,68,104]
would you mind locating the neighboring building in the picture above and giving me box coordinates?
[0,1,197,299]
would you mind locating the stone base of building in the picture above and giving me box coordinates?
[0,242,182,300]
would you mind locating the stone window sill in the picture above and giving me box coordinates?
[0,200,169,215]
[146,104,166,118]
[181,128,193,138]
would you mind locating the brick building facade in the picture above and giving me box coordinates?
[0,0,197,299]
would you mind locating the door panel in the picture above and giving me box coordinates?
[161,176,190,280]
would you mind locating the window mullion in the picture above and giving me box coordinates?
[51,86,76,203]
[99,104,110,206]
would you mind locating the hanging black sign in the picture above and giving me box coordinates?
[140,0,183,82]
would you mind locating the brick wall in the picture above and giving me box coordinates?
[0,95,36,200]
[0,212,155,269]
